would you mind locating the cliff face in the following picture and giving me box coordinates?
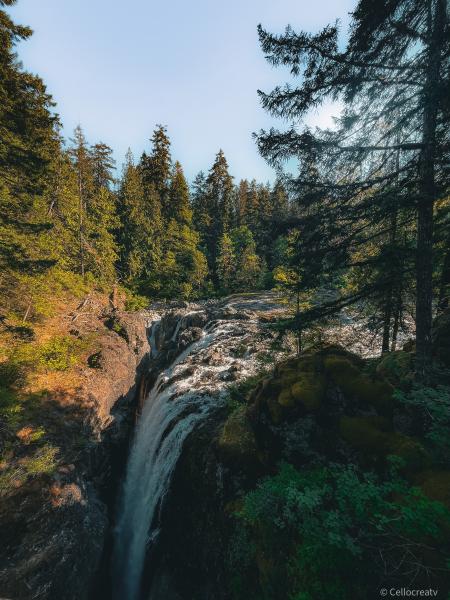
[0,296,153,600]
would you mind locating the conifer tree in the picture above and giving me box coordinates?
[244,179,259,233]
[151,221,207,299]
[0,0,58,315]
[230,226,262,291]
[216,233,235,292]
[91,142,116,191]
[168,161,192,224]
[204,150,234,277]
[141,125,172,219]
[69,126,93,277]
[256,0,450,376]
[191,171,211,253]
[236,179,249,227]
[271,178,289,221]
[118,150,162,288]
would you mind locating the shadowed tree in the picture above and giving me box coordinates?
[256,0,450,377]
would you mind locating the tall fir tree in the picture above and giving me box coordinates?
[256,0,450,376]
[204,150,234,278]
[141,125,172,219]
[0,0,58,316]
[168,161,192,224]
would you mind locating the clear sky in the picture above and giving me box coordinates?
[9,0,356,183]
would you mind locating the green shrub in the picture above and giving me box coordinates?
[124,290,149,311]
[38,336,78,371]
[25,444,58,475]
[230,461,450,600]
[0,444,58,497]
[395,384,450,463]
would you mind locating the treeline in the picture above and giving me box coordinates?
[0,0,294,324]
[117,126,291,297]
[256,0,450,377]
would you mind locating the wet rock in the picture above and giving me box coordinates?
[177,327,203,350]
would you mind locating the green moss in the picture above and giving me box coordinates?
[339,416,392,455]
[339,416,430,472]
[324,355,394,415]
[290,373,325,411]
[323,355,361,383]
[266,394,284,424]
[38,336,78,371]
[386,433,431,472]
[416,470,450,508]
[273,355,326,412]
[218,406,258,464]
[376,351,414,386]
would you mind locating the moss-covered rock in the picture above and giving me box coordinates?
[324,355,394,415]
[376,351,414,386]
[339,415,430,472]
[218,406,259,468]
[249,346,398,427]
[339,416,392,456]
[416,470,450,508]
[290,373,325,411]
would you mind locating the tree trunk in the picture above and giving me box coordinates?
[381,300,392,354]
[296,290,302,356]
[438,247,450,311]
[391,288,402,352]
[415,0,446,379]
[78,169,85,278]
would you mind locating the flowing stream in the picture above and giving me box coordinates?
[112,294,287,600]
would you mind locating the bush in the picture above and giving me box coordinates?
[124,289,149,311]
[395,384,450,464]
[38,336,78,371]
[0,444,58,497]
[230,461,450,600]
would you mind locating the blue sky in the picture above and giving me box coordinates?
[9,0,355,182]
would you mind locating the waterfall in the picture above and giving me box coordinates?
[112,321,234,600]
[111,295,280,600]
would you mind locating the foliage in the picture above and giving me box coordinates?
[0,443,58,497]
[230,461,450,600]
[395,384,450,464]
[38,336,80,371]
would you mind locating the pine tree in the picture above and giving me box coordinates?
[141,125,172,219]
[244,179,259,233]
[0,0,58,316]
[204,150,234,278]
[86,187,119,283]
[91,142,116,191]
[216,233,235,293]
[271,178,289,221]
[168,161,192,225]
[45,150,85,274]
[256,0,450,376]
[236,179,249,227]
[118,150,162,288]
[230,226,262,292]
[191,171,211,252]
[68,126,94,277]
[152,221,207,299]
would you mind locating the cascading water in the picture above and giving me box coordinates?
[112,294,287,600]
